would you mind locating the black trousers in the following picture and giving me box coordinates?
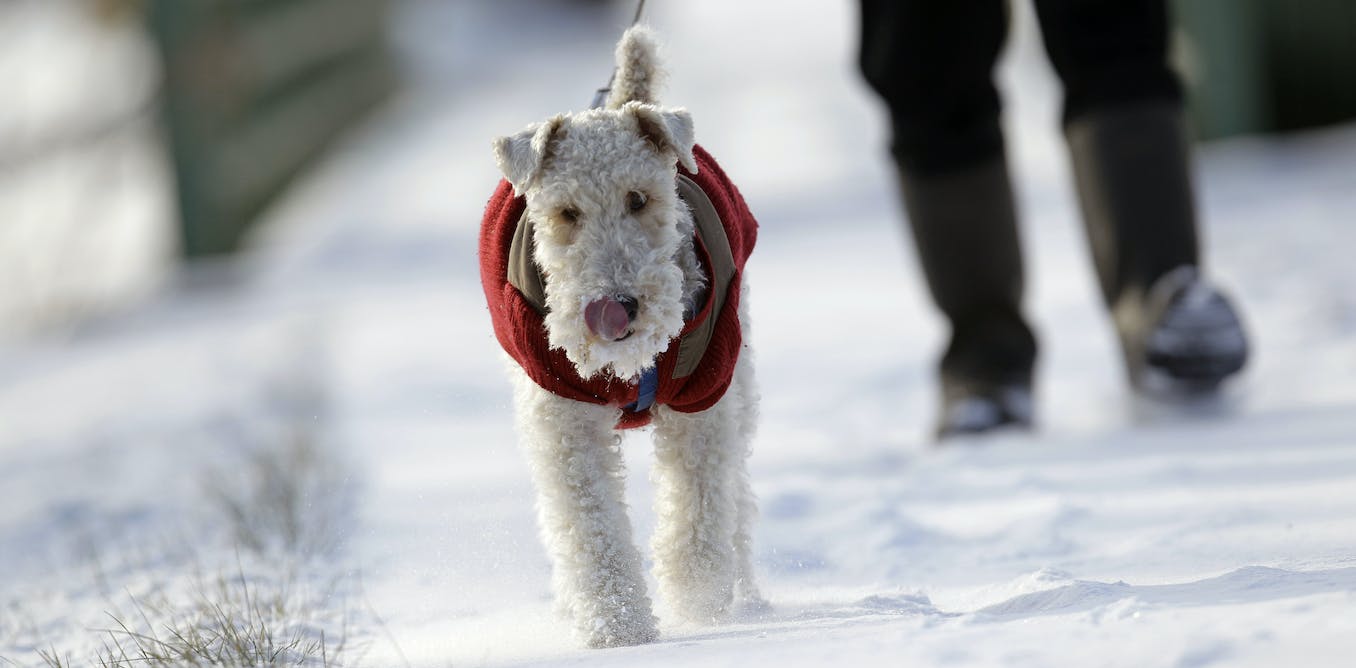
[859,0,1182,175]
[860,0,1197,391]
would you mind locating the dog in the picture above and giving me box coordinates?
[479,26,762,647]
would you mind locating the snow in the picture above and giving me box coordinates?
[3,0,1356,666]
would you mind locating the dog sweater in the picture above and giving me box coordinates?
[480,145,757,429]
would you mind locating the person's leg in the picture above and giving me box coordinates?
[860,0,1037,436]
[1035,0,1247,390]
[1035,0,1194,305]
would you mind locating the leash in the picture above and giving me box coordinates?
[590,0,649,109]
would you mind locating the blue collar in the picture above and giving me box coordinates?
[623,367,659,413]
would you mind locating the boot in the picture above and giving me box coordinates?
[898,157,1038,438]
[1066,103,1248,392]
[1116,266,1249,393]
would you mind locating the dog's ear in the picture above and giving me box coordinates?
[492,115,566,194]
[625,102,697,174]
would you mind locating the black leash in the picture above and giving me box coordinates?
[590,0,649,109]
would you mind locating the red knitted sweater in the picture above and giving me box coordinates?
[480,145,757,428]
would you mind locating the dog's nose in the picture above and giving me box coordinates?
[616,295,639,322]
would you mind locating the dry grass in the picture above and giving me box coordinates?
[92,565,351,667]
[204,423,355,560]
[34,647,71,668]
[14,366,376,667]
[86,417,360,665]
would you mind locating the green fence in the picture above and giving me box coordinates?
[1175,0,1356,140]
[148,0,395,257]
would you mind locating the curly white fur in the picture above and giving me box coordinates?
[507,285,761,646]
[606,25,664,109]
[510,366,659,647]
[490,25,762,647]
[495,103,701,381]
[650,288,763,621]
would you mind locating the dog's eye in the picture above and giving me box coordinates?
[626,191,647,212]
[559,207,580,224]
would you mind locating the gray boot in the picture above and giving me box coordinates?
[897,157,1037,437]
[1116,266,1249,393]
[1066,103,1248,392]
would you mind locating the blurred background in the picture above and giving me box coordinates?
[2,0,1354,340]
[0,0,395,336]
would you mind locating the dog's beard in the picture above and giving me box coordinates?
[543,262,686,381]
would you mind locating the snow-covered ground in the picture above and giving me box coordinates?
[3,1,1356,665]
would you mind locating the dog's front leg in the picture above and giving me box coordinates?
[510,368,657,647]
[650,395,748,623]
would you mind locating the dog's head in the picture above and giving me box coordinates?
[493,102,699,381]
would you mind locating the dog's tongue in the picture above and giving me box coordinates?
[585,298,631,341]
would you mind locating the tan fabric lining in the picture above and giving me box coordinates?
[672,174,733,378]
[507,211,548,314]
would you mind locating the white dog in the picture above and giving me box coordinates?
[479,26,762,647]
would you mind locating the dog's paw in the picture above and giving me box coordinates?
[666,581,736,624]
[581,605,659,648]
[730,591,773,621]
